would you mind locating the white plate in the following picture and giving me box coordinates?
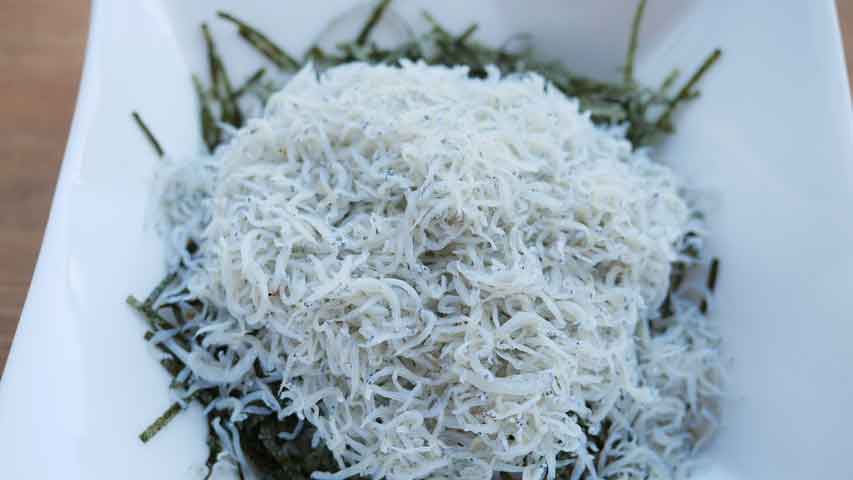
[1,1,851,478]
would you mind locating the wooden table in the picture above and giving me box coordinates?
[1,2,90,371]
[1,2,852,371]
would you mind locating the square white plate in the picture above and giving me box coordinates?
[1,1,851,479]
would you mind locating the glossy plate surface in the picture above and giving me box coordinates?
[1,1,851,478]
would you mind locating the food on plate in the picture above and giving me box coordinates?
[128,2,722,479]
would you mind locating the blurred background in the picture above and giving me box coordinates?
[0,1,851,371]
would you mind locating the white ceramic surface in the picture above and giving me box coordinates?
[1,1,851,478]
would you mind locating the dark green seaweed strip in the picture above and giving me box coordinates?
[142,330,183,377]
[193,75,222,152]
[127,296,192,352]
[131,111,165,157]
[707,257,720,292]
[217,11,300,71]
[422,11,453,38]
[143,271,178,309]
[233,68,266,98]
[659,68,680,93]
[127,295,172,331]
[700,257,720,314]
[455,23,478,45]
[139,402,183,443]
[138,388,220,445]
[204,418,225,479]
[655,48,722,133]
[304,46,329,64]
[202,23,243,127]
[624,0,647,84]
[356,0,392,46]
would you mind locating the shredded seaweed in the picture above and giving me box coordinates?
[707,257,720,292]
[143,271,177,308]
[236,415,339,480]
[456,23,479,45]
[654,48,722,135]
[131,111,164,157]
[204,418,224,479]
[202,24,243,128]
[624,0,647,84]
[233,67,267,98]
[218,11,300,71]
[356,0,392,46]
[126,296,171,331]
[700,257,721,314]
[291,0,720,148]
[193,74,221,152]
[139,402,183,443]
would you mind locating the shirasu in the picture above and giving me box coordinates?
[155,61,721,480]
